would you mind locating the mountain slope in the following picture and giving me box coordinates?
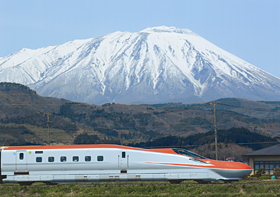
[1,26,280,104]
[0,82,67,119]
[1,83,280,147]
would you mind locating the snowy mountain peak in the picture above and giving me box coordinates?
[0,27,280,104]
[141,26,193,34]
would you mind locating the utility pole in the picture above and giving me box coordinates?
[210,102,218,160]
[46,113,51,145]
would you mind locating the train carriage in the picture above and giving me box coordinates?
[0,144,252,185]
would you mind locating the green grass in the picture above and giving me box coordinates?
[1,180,280,197]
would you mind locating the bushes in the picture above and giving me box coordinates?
[2,181,280,196]
[251,168,266,178]
[273,167,280,178]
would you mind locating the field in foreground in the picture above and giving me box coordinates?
[1,179,280,197]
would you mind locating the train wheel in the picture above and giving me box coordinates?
[196,180,210,184]
[19,182,33,186]
[224,180,234,184]
[169,180,182,184]
[44,182,58,185]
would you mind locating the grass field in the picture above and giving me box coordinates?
[1,179,280,197]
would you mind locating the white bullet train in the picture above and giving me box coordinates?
[0,144,252,185]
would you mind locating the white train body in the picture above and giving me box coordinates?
[0,144,252,185]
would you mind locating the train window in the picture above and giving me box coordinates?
[172,148,207,159]
[19,153,24,160]
[85,156,91,162]
[48,157,54,162]
[97,156,103,161]
[122,152,126,158]
[35,151,43,154]
[73,156,79,162]
[60,156,67,162]
[36,157,42,162]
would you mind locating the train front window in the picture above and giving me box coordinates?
[172,148,207,159]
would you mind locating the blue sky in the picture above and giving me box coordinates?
[0,0,279,78]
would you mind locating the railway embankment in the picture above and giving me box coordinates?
[0,178,280,196]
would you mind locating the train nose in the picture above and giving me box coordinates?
[235,168,252,179]
[208,160,252,180]
[226,162,252,179]
[240,163,253,178]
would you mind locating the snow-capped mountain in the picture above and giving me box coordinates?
[1,26,280,104]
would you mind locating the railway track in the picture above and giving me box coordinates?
[0,180,279,187]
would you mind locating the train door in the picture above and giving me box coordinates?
[16,151,27,172]
[118,151,129,169]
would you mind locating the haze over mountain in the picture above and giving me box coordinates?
[1,26,279,104]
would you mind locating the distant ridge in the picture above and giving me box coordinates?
[0,82,36,94]
[1,26,280,104]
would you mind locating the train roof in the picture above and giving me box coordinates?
[1,144,178,155]
[2,144,142,151]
